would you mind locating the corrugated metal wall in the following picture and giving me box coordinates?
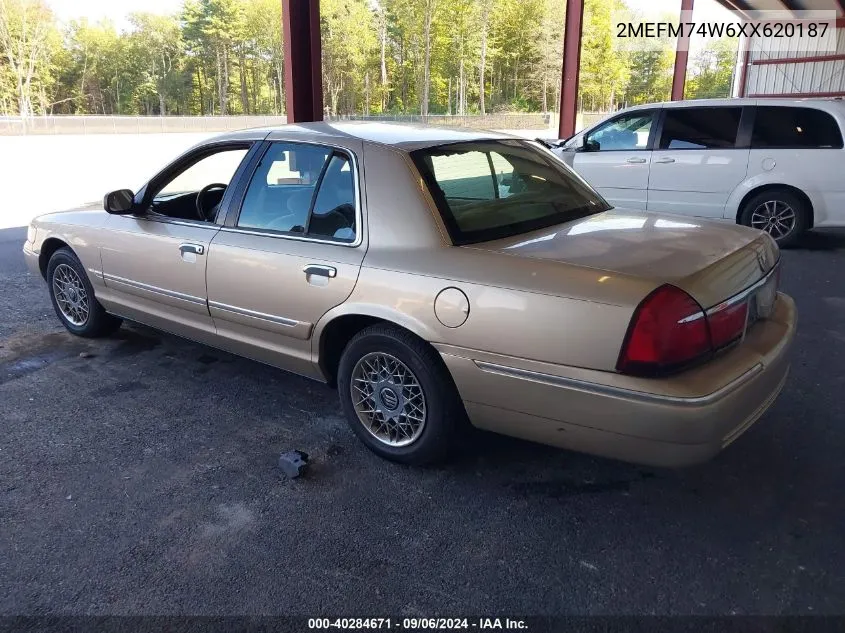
[741,28,845,97]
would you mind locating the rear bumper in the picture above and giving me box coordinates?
[439,293,796,468]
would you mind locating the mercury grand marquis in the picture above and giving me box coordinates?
[23,122,796,466]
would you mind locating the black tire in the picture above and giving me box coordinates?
[337,324,467,465]
[739,188,809,248]
[47,247,122,338]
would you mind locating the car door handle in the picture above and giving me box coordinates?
[179,243,205,255]
[654,157,676,164]
[626,157,647,164]
[303,265,337,278]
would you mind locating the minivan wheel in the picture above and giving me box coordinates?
[739,189,809,247]
[47,247,122,338]
[337,324,466,465]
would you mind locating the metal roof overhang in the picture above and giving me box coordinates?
[715,0,844,21]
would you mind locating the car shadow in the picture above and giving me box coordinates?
[107,321,795,492]
[787,228,845,251]
[34,316,831,543]
[443,414,831,543]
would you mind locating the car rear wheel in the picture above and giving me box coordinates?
[739,189,809,247]
[337,324,466,464]
[47,247,122,338]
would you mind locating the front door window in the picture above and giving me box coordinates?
[149,147,250,223]
[586,113,654,151]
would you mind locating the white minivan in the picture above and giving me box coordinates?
[553,98,845,245]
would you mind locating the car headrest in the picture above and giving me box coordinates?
[287,189,313,214]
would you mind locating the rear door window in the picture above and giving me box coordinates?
[659,107,742,150]
[237,142,357,243]
[751,106,844,149]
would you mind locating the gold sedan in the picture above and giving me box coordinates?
[23,123,796,467]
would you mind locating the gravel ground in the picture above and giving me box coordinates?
[1,225,844,617]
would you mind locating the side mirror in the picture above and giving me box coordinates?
[104,189,136,214]
[583,139,601,152]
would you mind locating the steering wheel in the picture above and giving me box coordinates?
[196,183,227,220]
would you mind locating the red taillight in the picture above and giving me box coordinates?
[708,301,748,349]
[617,285,711,376]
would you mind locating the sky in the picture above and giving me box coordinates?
[48,0,182,29]
[48,0,736,30]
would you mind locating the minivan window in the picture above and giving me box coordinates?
[586,112,653,151]
[412,140,610,245]
[659,107,742,150]
[752,106,844,149]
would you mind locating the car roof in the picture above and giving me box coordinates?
[619,97,845,111]
[211,121,516,150]
[575,97,845,137]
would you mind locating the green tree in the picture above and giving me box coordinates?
[490,0,545,110]
[0,0,57,116]
[625,48,673,105]
[440,0,479,114]
[129,13,185,115]
[321,0,378,116]
[686,37,736,100]
[1,0,739,119]
[534,0,564,113]
[242,0,284,114]
[182,0,244,114]
[57,19,129,114]
[579,0,630,111]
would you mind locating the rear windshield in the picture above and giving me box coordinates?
[411,140,610,245]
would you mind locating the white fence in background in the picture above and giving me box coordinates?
[0,112,575,136]
[0,115,289,136]
[332,113,553,130]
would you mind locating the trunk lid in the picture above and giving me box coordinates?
[473,210,778,309]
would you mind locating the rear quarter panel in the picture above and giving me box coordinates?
[318,245,653,373]
[725,149,845,227]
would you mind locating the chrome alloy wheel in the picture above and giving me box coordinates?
[350,352,427,447]
[52,263,89,326]
[750,200,797,240]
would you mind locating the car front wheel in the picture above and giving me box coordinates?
[739,188,809,247]
[47,247,122,338]
[337,324,466,465]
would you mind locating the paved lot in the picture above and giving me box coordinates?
[1,225,844,616]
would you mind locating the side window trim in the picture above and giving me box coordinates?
[652,108,668,152]
[304,150,336,233]
[226,140,363,247]
[585,109,657,152]
[736,106,755,150]
[214,141,267,226]
[485,152,500,199]
[656,106,744,151]
[224,140,271,228]
[645,109,661,150]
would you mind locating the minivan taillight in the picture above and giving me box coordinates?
[617,285,711,376]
